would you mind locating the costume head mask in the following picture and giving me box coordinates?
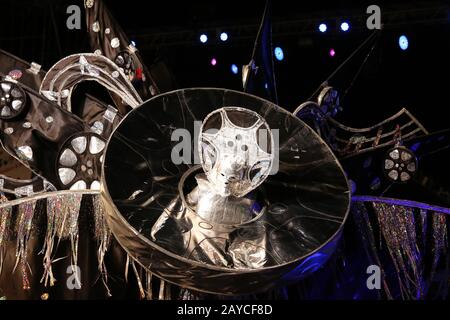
[199,107,274,197]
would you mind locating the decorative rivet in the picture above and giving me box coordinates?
[92,21,100,33]
[4,127,14,135]
[111,71,119,78]
[91,121,104,135]
[84,0,94,8]
[105,28,110,34]
[111,38,120,48]
[8,69,22,80]
[94,49,102,55]
[149,85,156,96]
[16,146,33,161]
[23,122,32,128]
[41,293,49,300]
[45,116,54,123]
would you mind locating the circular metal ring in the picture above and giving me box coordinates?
[0,81,27,120]
[383,146,418,183]
[56,132,105,190]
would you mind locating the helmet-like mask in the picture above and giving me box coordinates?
[199,107,274,197]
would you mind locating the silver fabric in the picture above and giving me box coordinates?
[89,136,105,154]
[71,136,87,154]
[199,107,274,197]
[11,100,22,110]
[58,168,76,185]
[59,149,78,167]
[102,88,350,295]
[16,146,33,161]
[151,173,267,268]
[1,107,11,117]
[70,180,87,190]
[90,180,101,190]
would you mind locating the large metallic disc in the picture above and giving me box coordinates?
[101,88,350,295]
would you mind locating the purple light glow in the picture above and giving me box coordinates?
[329,49,336,57]
[352,195,450,215]
[211,58,217,66]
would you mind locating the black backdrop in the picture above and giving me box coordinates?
[0,0,448,131]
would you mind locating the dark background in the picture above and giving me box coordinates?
[0,0,449,131]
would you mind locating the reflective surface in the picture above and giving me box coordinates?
[102,88,350,295]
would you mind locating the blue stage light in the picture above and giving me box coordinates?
[340,21,350,32]
[274,47,284,61]
[220,32,228,41]
[200,34,208,43]
[399,35,409,50]
[231,64,238,74]
[318,23,327,33]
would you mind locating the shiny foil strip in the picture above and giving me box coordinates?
[430,212,447,282]
[0,194,12,276]
[373,202,424,299]
[130,259,146,299]
[40,194,62,286]
[14,200,37,290]
[351,202,392,299]
[92,194,112,296]
[40,193,83,288]
[0,194,11,247]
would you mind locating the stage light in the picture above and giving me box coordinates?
[399,35,409,50]
[340,22,350,32]
[220,32,228,41]
[329,48,336,57]
[200,34,208,43]
[318,23,327,33]
[274,47,284,61]
[211,58,217,66]
[231,64,238,74]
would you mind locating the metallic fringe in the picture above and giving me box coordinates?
[92,195,112,296]
[373,203,424,299]
[354,201,448,300]
[352,202,392,298]
[0,194,12,277]
[130,259,146,299]
[125,254,172,300]
[14,201,37,290]
[145,271,153,300]
[40,193,82,288]
[430,213,447,283]
[0,191,111,294]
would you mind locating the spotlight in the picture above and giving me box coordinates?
[211,58,217,66]
[329,48,336,57]
[318,23,327,33]
[231,64,238,74]
[399,35,409,51]
[274,47,284,61]
[200,34,208,44]
[340,22,350,32]
[220,32,228,41]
